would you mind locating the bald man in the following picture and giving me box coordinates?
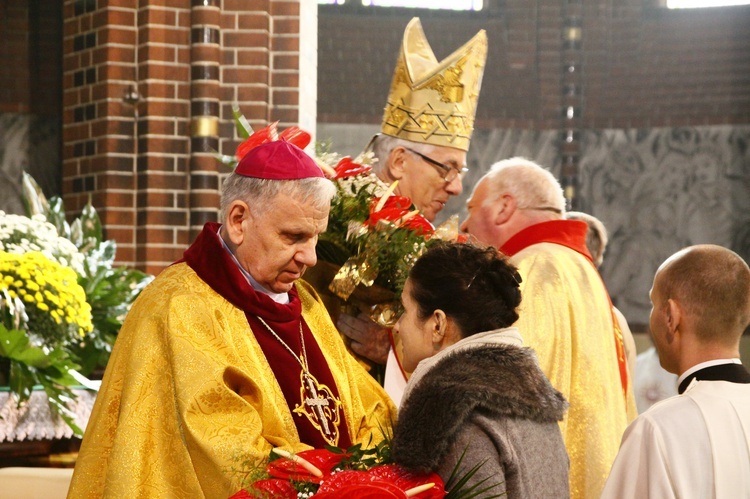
[602,244,750,498]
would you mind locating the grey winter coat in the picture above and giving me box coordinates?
[391,328,570,498]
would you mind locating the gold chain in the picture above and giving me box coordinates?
[255,316,309,371]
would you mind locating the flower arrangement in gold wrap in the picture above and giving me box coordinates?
[0,173,153,434]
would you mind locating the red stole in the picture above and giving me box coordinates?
[500,220,629,398]
[182,222,352,449]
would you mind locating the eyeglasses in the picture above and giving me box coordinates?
[404,147,468,183]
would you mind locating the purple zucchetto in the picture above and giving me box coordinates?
[234,140,324,180]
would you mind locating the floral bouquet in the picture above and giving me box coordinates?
[232,448,444,499]
[228,440,501,499]
[0,173,153,434]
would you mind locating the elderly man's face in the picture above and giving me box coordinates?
[395,145,466,222]
[236,192,329,294]
[460,179,501,247]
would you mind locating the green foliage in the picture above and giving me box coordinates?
[0,323,86,435]
[20,172,154,375]
[444,448,506,499]
[0,173,154,436]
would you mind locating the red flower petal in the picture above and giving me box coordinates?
[228,489,254,499]
[236,122,279,159]
[279,126,312,150]
[266,449,347,484]
[401,214,435,236]
[333,157,372,179]
[315,482,407,498]
[370,196,413,213]
[365,464,445,498]
[249,478,298,499]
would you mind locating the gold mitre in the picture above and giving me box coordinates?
[381,18,488,152]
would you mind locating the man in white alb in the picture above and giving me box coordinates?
[601,244,750,498]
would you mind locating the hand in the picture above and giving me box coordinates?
[337,312,390,365]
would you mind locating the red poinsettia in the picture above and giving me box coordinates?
[235,122,312,160]
[333,156,372,179]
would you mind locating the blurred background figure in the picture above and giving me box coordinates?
[566,210,636,382]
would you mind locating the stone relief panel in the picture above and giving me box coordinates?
[577,126,750,327]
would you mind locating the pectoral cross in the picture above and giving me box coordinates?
[304,373,331,436]
[294,367,342,447]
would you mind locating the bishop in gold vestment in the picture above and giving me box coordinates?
[68,141,396,498]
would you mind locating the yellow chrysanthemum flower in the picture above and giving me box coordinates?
[0,250,93,347]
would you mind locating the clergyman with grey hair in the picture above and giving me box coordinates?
[460,156,638,499]
[68,140,395,498]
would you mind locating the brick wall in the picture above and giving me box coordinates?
[318,0,750,129]
[59,0,308,274]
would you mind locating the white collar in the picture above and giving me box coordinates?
[677,358,742,388]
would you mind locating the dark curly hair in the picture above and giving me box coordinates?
[408,241,522,337]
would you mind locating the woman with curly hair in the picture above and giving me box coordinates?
[390,242,570,498]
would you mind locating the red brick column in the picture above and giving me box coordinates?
[62,0,139,263]
[62,0,308,274]
[189,0,222,240]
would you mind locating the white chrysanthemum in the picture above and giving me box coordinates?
[0,210,85,275]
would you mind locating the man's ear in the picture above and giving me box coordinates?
[494,193,517,225]
[387,147,408,180]
[224,200,250,246]
[666,298,682,342]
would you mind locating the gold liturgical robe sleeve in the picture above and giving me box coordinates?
[68,264,395,499]
[511,243,637,499]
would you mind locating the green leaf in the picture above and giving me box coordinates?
[21,171,49,217]
[46,197,71,238]
[80,200,103,244]
[232,103,253,139]
[443,448,506,499]
[0,326,49,367]
[211,149,239,170]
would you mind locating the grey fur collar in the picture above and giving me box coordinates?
[391,344,568,473]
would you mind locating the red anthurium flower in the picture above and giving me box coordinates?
[333,157,372,179]
[401,213,434,236]
[370,195,413,213]
[266,449,347,484]
[279,126,312,150]
[366,464,445,498]
[235,122,279,160]
[366,199,435,236]
[228,489,254,499]
[248,478,298,499]
[455,233,469,243]
[315,482,407,498]
[316,470,407,498]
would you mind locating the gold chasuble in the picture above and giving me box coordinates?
[68,223,396,499]
[500,220,638,499]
